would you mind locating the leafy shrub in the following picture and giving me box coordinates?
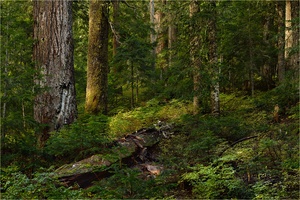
[252,169,300,199]
[182,162,250,199]
[1,166,83,199]
[45,114,111,162]
[86,165,174,199]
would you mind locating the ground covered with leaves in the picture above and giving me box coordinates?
[1,88,299,199]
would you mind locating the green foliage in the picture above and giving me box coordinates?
[109,0,154,109]
[182,162,249,199]
[73,0,89,112]
[0,1,42,171]
[2,0,299,199]
[1,166,84,199]
[45,114,111,163]
[86,165,175,199]
[109,99,192,138]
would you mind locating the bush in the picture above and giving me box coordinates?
[182,162,250,199]
[45,114,111,163]
[1,166,84,199]
[86,165,175,199]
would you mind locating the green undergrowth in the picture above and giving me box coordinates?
[109,98,193,138]
[2,89,299,199]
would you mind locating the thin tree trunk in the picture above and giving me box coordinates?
[167,0,176,68]
[112,0,119,57]
[285,0,292,62]
[150,0,156,45]
[190,0,201,115]
[150,0,157,69]
[85,0,109,115]
[168,25,176,67]
[2,32,8,137]
[291,1,299,72]
[136,76,139,104]
[249,41,255,97]
[262,16,272,90]
[248,7,255,96]
[276,2,285,83]
[33,0,77,147]
[156,0,168,80]
[208,1,220,115]
[131,63,134,109]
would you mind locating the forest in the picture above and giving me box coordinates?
[1,0,299,199]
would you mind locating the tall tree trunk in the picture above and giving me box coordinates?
[247,6,255,96]
[131,63,134,109]
[291,1,299,72]
[33,0,77,148]
[168,25,176,67]
[156,0,168,80]
[85,0,109,115]
[112,0,120,57]
[208,1,220,115]
[190,0,201,115]
[150,0,156,45]
[262,15,273,90]
[276,2,285,83]
[150,0,157,68]
[284,0,292,63]
[167,1,176,68]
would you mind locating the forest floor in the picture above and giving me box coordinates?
[1,91,299,199]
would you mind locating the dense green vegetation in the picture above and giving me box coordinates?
[1,0,299,199]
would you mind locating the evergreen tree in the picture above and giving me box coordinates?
[33,0,77,147]
[85,0,109,115]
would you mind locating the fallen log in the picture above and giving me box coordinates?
[54,122,174,188]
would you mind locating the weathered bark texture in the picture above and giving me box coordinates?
[55,123,174,188]
[190,0,201,115]
[33,0,77,147]
[208,1,220,115]
[85,0,109,115]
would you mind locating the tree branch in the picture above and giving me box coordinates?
[219,135,258,156]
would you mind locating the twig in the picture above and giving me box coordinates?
[219,135,258,156]
[121,0,136,11]
[109,21,122,45]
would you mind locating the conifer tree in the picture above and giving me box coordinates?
[85,0,109,114]
[33,0,77,147]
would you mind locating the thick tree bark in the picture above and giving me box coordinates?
[85,0,109,115]
[33,0,77,147]
[190,0,201,115]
